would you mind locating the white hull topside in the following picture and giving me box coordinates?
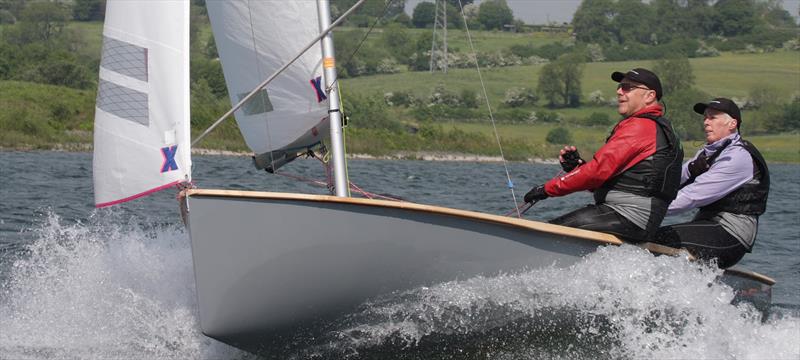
[181,189,774,353]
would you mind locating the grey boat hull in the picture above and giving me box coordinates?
[181,189,773,354]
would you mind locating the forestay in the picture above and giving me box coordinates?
[206,1,329,169]
[92,0,191,207]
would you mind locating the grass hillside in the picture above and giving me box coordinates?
[1,22,798,162]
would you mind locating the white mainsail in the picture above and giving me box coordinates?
[206,1,329,170]
[92,0,191,207]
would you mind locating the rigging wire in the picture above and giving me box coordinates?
[325,0,397,94]
[455,0,523,217]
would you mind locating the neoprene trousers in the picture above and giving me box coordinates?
[549,204,649,243]
[653,220,746,268]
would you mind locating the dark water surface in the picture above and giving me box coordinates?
[1,151,798,359]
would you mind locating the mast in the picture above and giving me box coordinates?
[430,0,448,73]
[317,0,349,197]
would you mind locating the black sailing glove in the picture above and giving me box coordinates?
[524,185,549,203]
[560,149,585,172]
[687,152,710,179]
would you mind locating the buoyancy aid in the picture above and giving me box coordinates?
[699,140,770,216]
[594,114,683,203]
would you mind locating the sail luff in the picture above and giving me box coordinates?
[92,0,191,207]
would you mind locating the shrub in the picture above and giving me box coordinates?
[584,112,612,126]
[588,90,606,106]
[384,91,415,107]
[537,110,561,123]
[460,89,479,108]
[503,87,538,107]
[546,127,573,144]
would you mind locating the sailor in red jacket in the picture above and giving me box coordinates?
[524,68,683,242]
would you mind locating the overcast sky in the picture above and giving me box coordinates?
[405,0,800,25]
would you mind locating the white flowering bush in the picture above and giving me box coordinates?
[503,87,538,107]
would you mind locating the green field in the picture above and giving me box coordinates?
[342,50,800,108]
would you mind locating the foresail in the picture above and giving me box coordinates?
[206,1,328,167]
[93,0,191,207]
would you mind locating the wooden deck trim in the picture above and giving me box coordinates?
[183,188,624,246]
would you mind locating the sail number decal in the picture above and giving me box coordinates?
[310,76,327,103]
[160,145,179,173]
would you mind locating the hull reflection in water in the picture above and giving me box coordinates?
[181,189,773,356]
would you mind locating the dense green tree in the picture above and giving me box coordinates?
[572,0,616,44]
[769,98,800,131]
[537,62,562,107]
[477,0,513,30]
[381,23,414,59]
[611,0,655,44]
[72,0,105,21]
[653,56,695,95]
[412,1,435,28]
[446,0,474,8]
[712,0,759,36]
[537,52,584,108]
[662,87,711,140]
[756,0,796,28]
[332,0,406,20]
[0,0,25,19]
[0,9,14,24]
[18,2,70,43]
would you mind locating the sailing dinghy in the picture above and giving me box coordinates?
[92,0,774,355]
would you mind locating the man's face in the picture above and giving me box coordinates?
[616,80,654,117]
[703,108,737,144]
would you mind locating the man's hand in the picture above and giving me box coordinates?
[524,185,549,203]
[559,146,585,172]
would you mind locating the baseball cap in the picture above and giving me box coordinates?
[693,97,742,129]
[611,68,663,100]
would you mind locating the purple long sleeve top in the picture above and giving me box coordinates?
[667,133,754,215]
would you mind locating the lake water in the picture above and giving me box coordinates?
[1,151,798,359]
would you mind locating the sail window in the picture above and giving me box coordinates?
[96,79,149,126]
[100,37,148,82]
[237,90,274,115]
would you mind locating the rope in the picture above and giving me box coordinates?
[455,0,521,217]
[504,201,534,217]
[276,150,404,201]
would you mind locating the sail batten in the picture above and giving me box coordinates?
[92,0,191,207]
[206,1,328,168]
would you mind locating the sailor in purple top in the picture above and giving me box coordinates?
[653,98,770,268]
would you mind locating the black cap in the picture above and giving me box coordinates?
[612,68,663,100]
[693,97,742,129]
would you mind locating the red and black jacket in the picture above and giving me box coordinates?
[544,104,683,202]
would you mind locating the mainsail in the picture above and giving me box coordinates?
[206,1,329,171]
[92,0,191,207]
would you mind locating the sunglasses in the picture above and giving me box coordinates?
[617,83,650,92]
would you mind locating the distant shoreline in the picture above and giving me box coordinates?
[0,145,560,164]
[2,145,797,164]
